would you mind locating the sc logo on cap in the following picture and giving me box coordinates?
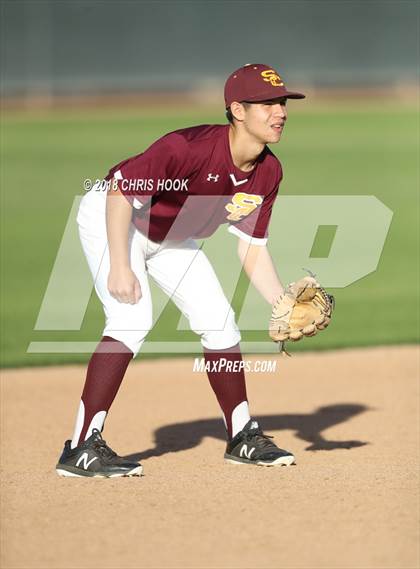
[261,69,284,87]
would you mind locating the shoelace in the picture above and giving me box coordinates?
[245,429,278,451]
[90,430,118,459]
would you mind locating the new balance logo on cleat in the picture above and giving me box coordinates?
[224,419,295,467]
[239,445,255,459]
[76,452,98,470]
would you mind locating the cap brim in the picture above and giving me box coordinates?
[283,90,305,99]
[242,89,306,103]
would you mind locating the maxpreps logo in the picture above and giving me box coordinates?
[261,69,284,87]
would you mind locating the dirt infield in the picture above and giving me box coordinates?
[1,346,419,569]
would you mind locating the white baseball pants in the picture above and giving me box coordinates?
[77,186,241,355]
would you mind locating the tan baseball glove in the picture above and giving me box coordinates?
[269,274,335,354]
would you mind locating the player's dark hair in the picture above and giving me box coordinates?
[226,102,251,124]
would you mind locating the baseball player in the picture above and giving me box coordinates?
[56,63,306,478]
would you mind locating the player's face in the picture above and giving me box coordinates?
[242,99,288,144]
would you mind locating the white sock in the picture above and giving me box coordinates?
[230,401,251,437]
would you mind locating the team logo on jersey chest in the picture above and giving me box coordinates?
[226,192,263,221]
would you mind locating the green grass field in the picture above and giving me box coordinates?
[1,101,419,367]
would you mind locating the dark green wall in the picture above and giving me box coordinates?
[1,0,418,95]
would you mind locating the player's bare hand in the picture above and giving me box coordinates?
[108,267,142,304]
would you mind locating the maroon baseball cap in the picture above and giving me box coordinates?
[224,63,305,108]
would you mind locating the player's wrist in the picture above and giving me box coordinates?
[270,287,285,305]
[109,260,131,272]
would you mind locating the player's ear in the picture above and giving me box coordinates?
[230,101,247,122]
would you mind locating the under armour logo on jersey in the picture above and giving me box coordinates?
[239,445,256,459]
[76,452,98,470]
[229,173,248,187]
[207,173,220,182]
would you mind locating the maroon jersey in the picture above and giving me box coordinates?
[107,124,282,245]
